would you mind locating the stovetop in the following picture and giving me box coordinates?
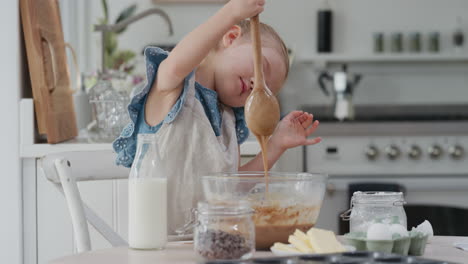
[304,133,468,176]
[301,104,468,122]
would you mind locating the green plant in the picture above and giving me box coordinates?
[100,0,137,73]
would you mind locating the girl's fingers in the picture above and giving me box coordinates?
[301,113,314,128]
[297,114,308,124]
[305,137,322,145]
[291,110,304,117]
[305,120,319,135]
[288,111,304,121]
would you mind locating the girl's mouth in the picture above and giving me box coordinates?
[240,78,247,94]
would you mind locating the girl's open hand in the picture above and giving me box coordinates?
[270,111,322,152]
[228,0,265,22]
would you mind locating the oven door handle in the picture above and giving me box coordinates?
[328,177,468,192]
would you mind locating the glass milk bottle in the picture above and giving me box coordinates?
[128,134,167,250]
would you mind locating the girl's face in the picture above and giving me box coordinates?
[213,33,287,107]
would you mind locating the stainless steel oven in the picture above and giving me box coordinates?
[304,122,468,236]
[292,61,468,235]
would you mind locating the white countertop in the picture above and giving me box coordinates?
[49,236,468,264]
[20,138,261,158]
[20,99,261,158]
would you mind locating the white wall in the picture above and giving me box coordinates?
[0,0,22,263]
[63,0,468,115]
[67,0,468,67]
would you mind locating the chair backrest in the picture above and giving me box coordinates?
[39,150,130,253]
[41,150,130,183]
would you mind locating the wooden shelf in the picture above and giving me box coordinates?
[299,53,468,65]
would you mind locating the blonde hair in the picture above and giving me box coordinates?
[236,20,290,78]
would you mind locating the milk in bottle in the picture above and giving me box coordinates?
[128,134,167,249]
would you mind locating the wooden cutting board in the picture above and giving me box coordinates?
[21,0,78,143]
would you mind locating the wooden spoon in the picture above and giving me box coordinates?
[244,15,280,137]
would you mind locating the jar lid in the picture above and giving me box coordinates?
[197,200,254,216]
[352,191,405,205]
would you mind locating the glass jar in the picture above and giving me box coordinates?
[342,191,407,233]
[428,32,440,53]
[87,73,130,142]
[194,201,255,261]
[409,32,422,53]
[128,134,167,250]
[453,17,465,53]
[391,32,404,53]
[373,32,384,53]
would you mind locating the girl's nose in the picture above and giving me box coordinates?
[250,78,254,90]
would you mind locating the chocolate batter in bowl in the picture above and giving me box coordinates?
[201,172,327,249]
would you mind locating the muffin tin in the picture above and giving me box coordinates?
[201,251,454,264]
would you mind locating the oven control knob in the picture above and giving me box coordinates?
[385,145,401,160]
[448,145,464,160]
[365,145,379,160]
[408,145,422,160]
[428,145,443,159]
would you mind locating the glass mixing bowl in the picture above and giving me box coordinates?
[201,172,327,249]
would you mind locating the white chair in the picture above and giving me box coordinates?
[39,150,130,253]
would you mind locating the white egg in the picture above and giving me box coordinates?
[416,220,434,238]
[367,223,392,240]
[389,224,409,237]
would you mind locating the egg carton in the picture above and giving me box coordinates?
[344,233,429,256]
[344,221,433,256]
[201,251,455,264]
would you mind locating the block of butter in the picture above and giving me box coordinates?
[271,242,301,253]
[271,227,345,254]
[289,229,314,253]
[307,227,346,254]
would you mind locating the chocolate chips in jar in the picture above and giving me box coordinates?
[196,229,253,260]
[194,201,255,260]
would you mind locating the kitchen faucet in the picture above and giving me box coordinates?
[94,8,174,73]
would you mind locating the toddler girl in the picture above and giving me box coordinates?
[114,0,321,235]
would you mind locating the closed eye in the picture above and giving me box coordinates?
[263,55,271,76]
[262,56,273,90]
